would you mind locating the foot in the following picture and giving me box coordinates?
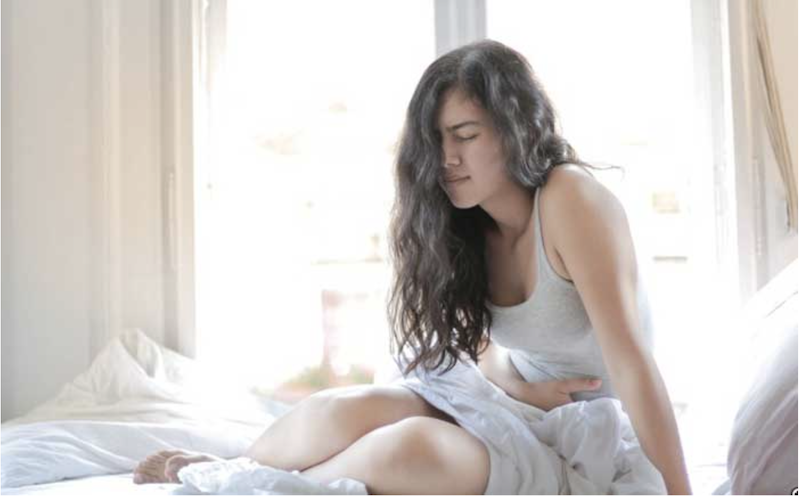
[133,449,222,484]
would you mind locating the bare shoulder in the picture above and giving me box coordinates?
[541,163,624,215]
[542,163,600,196]
[539,163,629,251]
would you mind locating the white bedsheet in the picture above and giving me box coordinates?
[1,329,367,494]
[1,328,730,495]
[2,473,183,495]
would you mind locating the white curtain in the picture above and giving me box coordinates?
[750,0,798,232]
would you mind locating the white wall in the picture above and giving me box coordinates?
[1,0,185,422]
[1,0,95,422]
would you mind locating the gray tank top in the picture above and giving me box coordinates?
[485,186,655,403]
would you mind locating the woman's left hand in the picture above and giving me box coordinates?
[506,377,602,411]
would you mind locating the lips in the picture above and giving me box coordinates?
[445,176,469,183]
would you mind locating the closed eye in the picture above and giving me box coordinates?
[456,135,478,142]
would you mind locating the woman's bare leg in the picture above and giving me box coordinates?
[299,416,490,494]
[134,384,456,484]
[242,384,456,471]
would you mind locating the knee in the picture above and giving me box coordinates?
[371,417,451,471]
[368,417,491,494]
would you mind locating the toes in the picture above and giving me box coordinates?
[143,450,182,465]
[133,460,169,484]
[145,454,169,464]
[138,463,158,474]
[133,472,153,485]
[157,449,184,458]
[164,456,191,483]
[133,450,191,485]
[164,455,213,483]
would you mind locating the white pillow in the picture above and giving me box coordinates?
[727,268,798,495]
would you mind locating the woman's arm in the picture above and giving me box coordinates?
[478,337,606,411]
[476,337,526,395]
[609,351,693,495]
[548,167,692,494]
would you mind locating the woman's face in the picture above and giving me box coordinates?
[436,87,510,209]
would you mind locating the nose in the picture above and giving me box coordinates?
[442,138,461,169]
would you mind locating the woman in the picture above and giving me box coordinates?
[133,39,692,494]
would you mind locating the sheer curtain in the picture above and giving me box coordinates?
[750,0,797,232]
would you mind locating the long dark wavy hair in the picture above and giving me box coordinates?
[386,39,618,378]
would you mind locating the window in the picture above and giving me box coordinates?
[194,1,738,417]
[486,0,717,412]
[485,0,743,473]
[194,0,436,403]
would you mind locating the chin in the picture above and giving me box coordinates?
[448,198,479,210]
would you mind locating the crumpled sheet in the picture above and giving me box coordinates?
[175,457,367,495]
[1,328,367,494]
[389,354,667,495]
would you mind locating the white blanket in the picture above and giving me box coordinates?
[391,356,667,494]
[2,328,666,494]
[1,329,367,494]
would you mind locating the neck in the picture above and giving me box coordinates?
[482,185,536,246]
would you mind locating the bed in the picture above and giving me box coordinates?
[2,261,796,494]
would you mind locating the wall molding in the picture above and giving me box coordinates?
[90,0,123,359]
[161,0,198,357]
[726,0,769,304]
[90,0,175,359]
[687,0,770,309]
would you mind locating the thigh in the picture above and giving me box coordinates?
[312,384,458,427]
[365,416,491,494]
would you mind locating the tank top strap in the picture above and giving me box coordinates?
[533,186,559,284]
[533,187,549,278]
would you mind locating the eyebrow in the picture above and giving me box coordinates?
[442,121,482,133]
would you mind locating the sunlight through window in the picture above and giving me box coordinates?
[195,0,435,403]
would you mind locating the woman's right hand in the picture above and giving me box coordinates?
[507,377,603,411]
